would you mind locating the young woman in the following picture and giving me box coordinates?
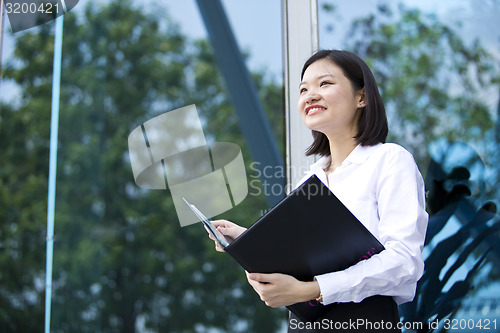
[208,50,428,332]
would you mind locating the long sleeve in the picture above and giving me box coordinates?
[309,144,428,305]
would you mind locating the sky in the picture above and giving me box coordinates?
[147,0,284,80]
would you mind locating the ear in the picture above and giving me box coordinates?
[357,88,366,108]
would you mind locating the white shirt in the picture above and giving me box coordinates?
[296,143,428,305]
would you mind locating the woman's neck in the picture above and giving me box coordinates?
[325,137,358,174]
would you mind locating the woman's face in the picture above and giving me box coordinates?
[297,59,363,140]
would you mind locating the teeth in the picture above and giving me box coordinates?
[307,107,326,114]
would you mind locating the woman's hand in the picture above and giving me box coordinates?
[246,272,320,308]
[207,219,247,252]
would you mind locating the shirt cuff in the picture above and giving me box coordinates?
[314,269,365,305]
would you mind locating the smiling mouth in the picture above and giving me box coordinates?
[306,107,326,116]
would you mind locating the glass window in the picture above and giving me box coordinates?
[318,0,500,327]
[1,0,286,331]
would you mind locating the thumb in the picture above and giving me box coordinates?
[247,273,273,284]
[217,226,240,240]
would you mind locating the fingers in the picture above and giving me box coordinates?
[247,272,275,284]
[213,221,246,240]
[245,273,303,308]
[214,241,225,252]
[204,225,214,240]
[244,272,284,308]
[211,219,233,228]
[206,219,246,252]
[245,272,266,296]
[205,221,226,252]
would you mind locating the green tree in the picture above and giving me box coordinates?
[319,2,500,330]
[1,0,285,332]
[342,4,499,167]
[0,26,54,333]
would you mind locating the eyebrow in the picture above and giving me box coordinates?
[299,73,335,88]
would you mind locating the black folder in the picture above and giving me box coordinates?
[187,175,385,322]
[228,175,385,322]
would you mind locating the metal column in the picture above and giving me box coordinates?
[195,0,285,206]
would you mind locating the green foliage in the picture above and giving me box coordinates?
[0,26,53,333]
[1,0,285,332]
[319,2,500,331]
[400,142,500,331]
[5,1,499,332]
[343,4,499,165]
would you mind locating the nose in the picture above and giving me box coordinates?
[305,91,321,104]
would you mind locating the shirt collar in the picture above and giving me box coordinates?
[309,143,383,172]
[345,143,382,165]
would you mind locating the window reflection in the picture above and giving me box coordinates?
[318,0,500,328]
[1,0,285,332]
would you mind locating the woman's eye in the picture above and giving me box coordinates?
[300,87,307,94]
[320,81,331,86]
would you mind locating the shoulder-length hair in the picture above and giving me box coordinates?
[301,50,388,156]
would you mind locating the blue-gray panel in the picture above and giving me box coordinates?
[195,0,285,206]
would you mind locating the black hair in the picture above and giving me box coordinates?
[301,50,388,156]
